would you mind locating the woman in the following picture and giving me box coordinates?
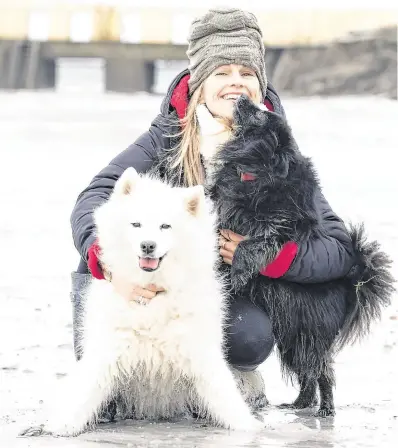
[70,8,355,409]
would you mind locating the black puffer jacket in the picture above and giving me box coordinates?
[70,69,355,283]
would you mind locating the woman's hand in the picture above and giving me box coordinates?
[109,271,166,304]
[219,229,246,265]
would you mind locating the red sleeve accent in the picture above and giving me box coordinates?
[260,241,298,278]
[87,240,105,280]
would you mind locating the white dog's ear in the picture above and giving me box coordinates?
[183,185,205,217]
[114,167,139,196]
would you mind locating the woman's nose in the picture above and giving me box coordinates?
[229,71,244,87]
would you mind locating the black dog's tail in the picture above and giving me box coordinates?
[335,223,395,350]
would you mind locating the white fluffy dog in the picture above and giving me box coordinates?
[21,168,262,437]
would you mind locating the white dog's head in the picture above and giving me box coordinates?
[94,168,216,284]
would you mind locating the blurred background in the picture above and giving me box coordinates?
[0,0,396,97]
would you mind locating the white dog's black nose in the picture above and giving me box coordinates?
[140,240,156,255]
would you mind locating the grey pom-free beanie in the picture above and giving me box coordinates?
[186,8,267,99]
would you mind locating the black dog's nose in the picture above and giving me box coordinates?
[140,240,156,255]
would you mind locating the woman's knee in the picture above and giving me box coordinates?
[225,297,275,371]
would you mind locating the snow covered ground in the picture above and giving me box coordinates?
[0,90,397,447]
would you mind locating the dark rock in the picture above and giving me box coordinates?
[268,26,397,99]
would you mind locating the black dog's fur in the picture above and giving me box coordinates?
[208,95,395,417]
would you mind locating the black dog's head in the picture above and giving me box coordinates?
[233,94,269,130]
[210,94,319,236]
[209,94,319,236]
[218,94,299,182]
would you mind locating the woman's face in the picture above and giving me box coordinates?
[201,64,261,120]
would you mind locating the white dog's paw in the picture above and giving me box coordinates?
[44,420,87,437]
[228,417,264,432]
[19,425,46,437]
[22,417,87,438]
[19,422,82,438]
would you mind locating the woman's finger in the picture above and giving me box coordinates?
[219,237,238,251]
[146,283,166,293]
[132,286,157,300]
[221,240,239,253]
[220,248,234,259]
[220,229,245,243]
[219,240,232,252]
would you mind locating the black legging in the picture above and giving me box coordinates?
[225,295,275,371]
[75,260,275,371]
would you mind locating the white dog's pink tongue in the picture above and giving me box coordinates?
[139,258,159,269]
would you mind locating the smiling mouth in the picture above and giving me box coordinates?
[138,256,165,272]
[221,93,243,101]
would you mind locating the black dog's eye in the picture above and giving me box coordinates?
[160,224,171,230]
[131,222,141,228]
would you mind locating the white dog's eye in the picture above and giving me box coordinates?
[160,224,171,230]
[131,222,141,228]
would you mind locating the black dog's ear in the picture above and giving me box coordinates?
[271,150,290,178]
[233,94,267,128]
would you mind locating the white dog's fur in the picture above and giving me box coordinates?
[23,168,262,437]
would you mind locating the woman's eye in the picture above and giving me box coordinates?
[131,222,141,228]
[160,224,171,230]
[215,72,227,76]
[242,72,254,77]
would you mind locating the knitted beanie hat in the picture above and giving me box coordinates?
[186,7,267,99]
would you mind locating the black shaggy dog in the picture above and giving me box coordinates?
[208,95,395,417]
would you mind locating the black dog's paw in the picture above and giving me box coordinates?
[230,244,254,290]
[315,406,335,418]
[230,238,271,291]
[279,396,318,410]
[230,267,252,291]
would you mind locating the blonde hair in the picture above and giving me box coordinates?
[170,84,234,187]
